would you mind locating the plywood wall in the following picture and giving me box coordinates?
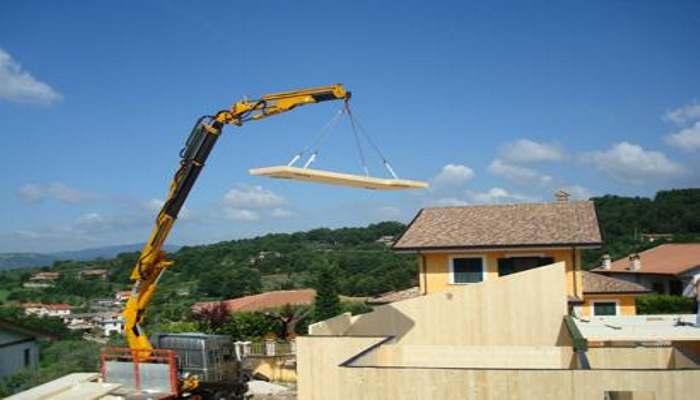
[297,337,700,400]
[332,262,570,346]
[420,248,583,298]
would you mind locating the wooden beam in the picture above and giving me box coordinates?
[249,166,428,191]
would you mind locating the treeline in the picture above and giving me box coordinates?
[0,221,415,308]
[583,188,700,267]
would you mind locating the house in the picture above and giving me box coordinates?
[60,312,123,337]
[368,287,420,305]
[194,289,317,314]
[194,289,365,314]
[593,243,700,297]
[22,303,72,318]
[578,271,650,317]
[391,200,603,303]
[92,314,123,337]
[298,263,700,400]
[29,271,60,281]
[114,290,131,303]
[91,298,118,310]
[0,319,55,378]
[22,271,60,288]
[62,313,98,333]
[375,235,395,246]
[79,269,108,280]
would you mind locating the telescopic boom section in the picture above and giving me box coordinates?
[123,84,350,356]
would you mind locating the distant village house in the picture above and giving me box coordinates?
[22,303,72,318]
[593,243,700,298]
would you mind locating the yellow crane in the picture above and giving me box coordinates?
[122,84,351,358]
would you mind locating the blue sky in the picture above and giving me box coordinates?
[1,1,699,252]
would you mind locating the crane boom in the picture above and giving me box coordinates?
[122,84,350,356]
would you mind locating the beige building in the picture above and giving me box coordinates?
[299,263,700,400]
[298,201,700,399]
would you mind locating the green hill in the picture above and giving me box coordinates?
[2,188,698,305]
[584,188,700,267]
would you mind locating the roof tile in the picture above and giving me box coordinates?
[582,271,650,294]
[393,201,602,250]
[593,244,700,276]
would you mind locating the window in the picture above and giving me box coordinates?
[498,256,555,277]
[24,348,31,367]
[450,257,484,284]
[593,301,617,316]
[651,282,665,294]
[669,280,683,296]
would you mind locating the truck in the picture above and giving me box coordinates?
[107,85,351,399]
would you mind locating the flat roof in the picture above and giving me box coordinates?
[575,314,700,342]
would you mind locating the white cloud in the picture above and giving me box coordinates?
[580,142,685,183]
[432,197,470,207]
[0,48,62,104]
[224,185,286,208]
[16,211,139,242]
[500,139,564,163]
[270,208,297,218]
[17,182,91,204]
[432,164,475,186]
[488,159,552,185]
[665,122,700,152]
[664,102,700,125]
[467,187,537,204]
[17,184,44,203]
[224,208,259,221]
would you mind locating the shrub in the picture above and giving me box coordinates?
[636,295,695,315]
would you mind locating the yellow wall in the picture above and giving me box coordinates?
[418,248,583,299]
[247,355,297,382]
[580,294,637,317]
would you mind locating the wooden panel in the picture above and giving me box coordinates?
[586,347,673,369]
[366,344,573,369]
[338,263,569,346]
[249,166,428,190]
[308,313,353,336]
[297,337,700,400]
[421,249,581,298]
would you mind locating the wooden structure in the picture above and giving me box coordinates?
[297,264,700,400]
[249,166,428,190]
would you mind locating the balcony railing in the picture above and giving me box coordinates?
[235,339,296,359]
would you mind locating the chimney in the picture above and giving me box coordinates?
[628,254,641,271]
[555,190,570,202]
[601,254,612,270]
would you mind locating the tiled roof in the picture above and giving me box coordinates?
[22,303,72,310]
[593,244,700,276]
[0,319,57,341]
[194,290,367,313]
[582,271,650,294]
[368,287,421,304]
[393,201,602,250]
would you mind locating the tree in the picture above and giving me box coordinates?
[192,302,230,333]
[264,304,311,340]
[312,262,342,322]
[198,267,262,299]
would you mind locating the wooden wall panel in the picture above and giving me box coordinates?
[342,263,569,346]
[298,337,700,400]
